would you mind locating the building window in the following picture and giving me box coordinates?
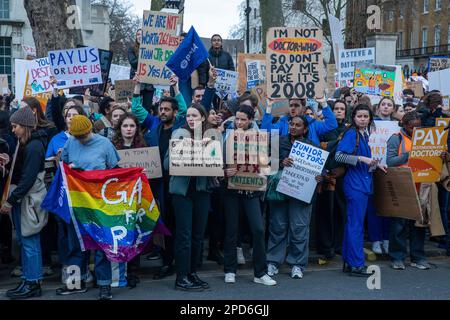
[0,37,11,86]
[435,0,442,10]
[399,7,404,19]
[448,24,450,50]
[388,10,394,21]
[0,0,9,19]
[434,25,441,48]
[253,27,257,44]
[254,8,257,19]
[258,26,262,44]
[422,27,428,53]
[398,32,403,50]
[423,0,429,13]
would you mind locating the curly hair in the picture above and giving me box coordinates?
[112,114,146,150]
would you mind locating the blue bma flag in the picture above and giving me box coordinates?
[41,167,71,224]
[166,26,209,82]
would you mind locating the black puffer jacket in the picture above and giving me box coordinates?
[208,47,235,71]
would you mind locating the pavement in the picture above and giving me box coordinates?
[0,240,449,301]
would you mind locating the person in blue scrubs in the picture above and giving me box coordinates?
[335,104,386,276]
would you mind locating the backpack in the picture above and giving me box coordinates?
[322,127,360,178]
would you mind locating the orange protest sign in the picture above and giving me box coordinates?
[408,127,448,183]
[436,118,450,127]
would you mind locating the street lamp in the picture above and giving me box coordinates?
[245,0,251,53]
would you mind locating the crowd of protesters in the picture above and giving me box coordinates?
[0,32,448,300]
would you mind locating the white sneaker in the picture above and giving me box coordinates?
[372,241,382,254]
[85,270,94,283]
[237,247,246,265]
[224,273,236,283]
[267,263,279,277]
[291,266,303,279]
[253,274,277,286]
[383,240,389,254]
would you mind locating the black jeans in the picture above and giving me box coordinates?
[223,194,266,278]
[208,189,225,254]
[172,191,210,279]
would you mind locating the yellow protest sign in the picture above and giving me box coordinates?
[408,127,448,183]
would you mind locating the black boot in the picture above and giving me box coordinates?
[98,285,112,300]
[188,273,210,289]
[153,265,174,280]
[349,266,372,277]
[8,281,41,299]
[175,276,204,291]
[5,280,26,297]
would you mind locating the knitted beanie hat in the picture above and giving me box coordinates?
[10,106,36,128]
[69,115,93,137]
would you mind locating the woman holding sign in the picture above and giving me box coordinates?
[223,105,276,286]
[266,115,317,279]
[335,104,386,276]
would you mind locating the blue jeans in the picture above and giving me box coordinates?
[12,204,43,281]
[389,217,426,263]
[66,221,111,286]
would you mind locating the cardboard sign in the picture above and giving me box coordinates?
[215,68,238,99]
[266,27,325,99]
[354,63,396,97]
[169,138,224,176]
[117,147,162,179]
[26,57,55,94]
[251,85,289,119]
[428,56,450,72]
[114,80,135,103]
[276,141,329,204]
[0,75,8,92]
[109,64,131,84]
[138,11,180,85]
[69,48,113,96]
[406,81,424,97]
[237,53,265,94]
[374,168,422,221]
[48,47,102,89]
[428,68,450,96]
[435,118,450,127]
[369,121,400,166]
[408,127,449,183]
[338,47,375,81]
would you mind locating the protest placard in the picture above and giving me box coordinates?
[114,80,135,103]
[169,138,224,176]
[369,121,400,166]
[328,15,344,66]
[117,147,162,179]
[0,75,8,93]
[326,64,337,97]
[374,168,422,221]
[353,63,396,97]
[406,81,424,97]
[48,47,102,89]
[237,53,265,94]
[246,60,262,89]
[251,85,289,119]
[428,68,450,96]
[109,64,131,84]
[26,57,55,95]
[215,68,238,99]
[22,45,36,58]
[266,27,325,100]
[276,141,329,204]
[338,47,375,82]
[435,118,450,127]
[443,96,450,111]
[70,48,113,96]
[138,11,180,85]
[408,127,449,183]
[428,56,450,72]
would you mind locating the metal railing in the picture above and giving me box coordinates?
[397,44,450,57]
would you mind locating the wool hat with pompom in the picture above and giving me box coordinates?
[69,115,92,137]
[10,106,36,128]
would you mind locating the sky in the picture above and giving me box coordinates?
[132,0,242,38]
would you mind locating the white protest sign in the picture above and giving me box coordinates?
[369,121,400,166]
[109,64,131,84]
[48,47,102,89]
[215,68,238,99]
[428,68,450,96]
[329,15,344,65]
[169,138,224,176]
[276,141,329,204]
[27,57,56,94]
[22,45,36,57]
[339,47,375,81]
[117,147,162,179]
[14,59,30,101]
[246,60,262,89]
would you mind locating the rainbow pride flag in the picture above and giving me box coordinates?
[43,163,163,263]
